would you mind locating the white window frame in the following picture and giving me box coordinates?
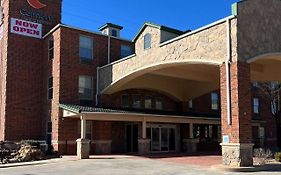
[155,97,163,110]
[132,94,141,109]
[253,97,260,114]
[211,93,219,110]
[145,96,152,109]
[79,35,93,63]
[48,36,54,60]
[79,75,93,100]
[144,33,151,50]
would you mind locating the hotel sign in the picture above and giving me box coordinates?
[10,18,42,39]
[19,0,53,25]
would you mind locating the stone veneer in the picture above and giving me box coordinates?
[98,19,236,93]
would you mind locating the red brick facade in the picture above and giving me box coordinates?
[0,0,278,156]
[0,0,61,141]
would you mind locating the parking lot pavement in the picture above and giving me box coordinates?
[1,156,281,175]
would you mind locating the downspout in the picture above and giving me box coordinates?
[108,35,111,64]
[226,18,232,125]
[95,67,100,107]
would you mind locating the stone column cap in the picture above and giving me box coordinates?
[220,143,254,148]
[76,138,91,143]
[138,138,151,142]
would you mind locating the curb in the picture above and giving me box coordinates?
[0,158,78,169]
[211,163,281,173]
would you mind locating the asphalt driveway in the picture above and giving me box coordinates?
[1,156,281,175]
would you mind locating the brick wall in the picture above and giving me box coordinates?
[0,0,61,141]
[220,61,252,144]
[49,26,134,153]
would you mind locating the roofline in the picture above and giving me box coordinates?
[81,111,221,121]
[99,23,124,31]
[59,104,220,121]
[59,104,82,113]
[160,15,236,47]
[43,23,132,43]
[132,22,185,42]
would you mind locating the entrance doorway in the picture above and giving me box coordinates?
[147,125,176,153]
[126,124,138,153]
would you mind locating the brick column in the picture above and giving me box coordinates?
[220,61,254,167]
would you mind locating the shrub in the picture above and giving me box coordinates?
[253,148,273,165]
[275,152,281,162]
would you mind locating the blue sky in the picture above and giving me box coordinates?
[62,0,239,40]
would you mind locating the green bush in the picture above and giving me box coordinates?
[275,152,281,162]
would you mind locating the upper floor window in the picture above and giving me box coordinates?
[144,33,151,50]
[79,75,93,100]
[253,98,260,114]
[79,36,93,64]
[145,96,152,109]
[48,77,53,100]
[155,97,163,110]
[122,95,130,108]
[211,93,219,110]
[188,100,193,109]
[121,45,133,58]
[48,36,54,60]
[132,95,141,109]
[111,29,117,37]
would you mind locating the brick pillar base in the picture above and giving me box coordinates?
[221,143,254,167]
[138,139,150,155]
[182,139,199,153]
[76,138,90,159]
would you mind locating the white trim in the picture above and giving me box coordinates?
[43,24,132,42]
[160,15,236,47]
[226,18,232,125]
[101,60,222,94]
[98,54,136,69]
[81,111,220,121]
[107,36,111,64]
[95,67,100,106]
[247,52,281,63]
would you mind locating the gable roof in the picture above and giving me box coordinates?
[133,22,186,42]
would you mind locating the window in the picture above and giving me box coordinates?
[144,33,151,50]
[132,95,141,109]
[271,97,280,114]
[121,45,132,58]
[79,76,93,100]
[111,29,117,37]
[79,36,93,63]
[122,95,129,108]
[188,100,193,109]
[155,97,163,110]
[48,36,54,60]
[253,98,260,114]
[145,96,152,109]
[211,93,219,110]
[48,77,53,100]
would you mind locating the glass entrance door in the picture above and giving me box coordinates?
[148,125,176,153]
